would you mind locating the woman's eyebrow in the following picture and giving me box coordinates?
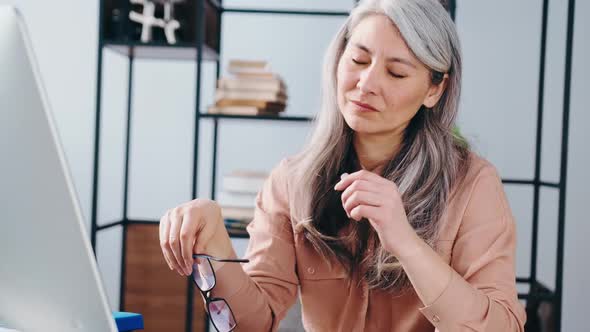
[353,42,416,68]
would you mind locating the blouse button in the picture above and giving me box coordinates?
[432,315,440,323]
[307,267,315,275]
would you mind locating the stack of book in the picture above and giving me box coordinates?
[208,60,288,116]
[217,170,269,236]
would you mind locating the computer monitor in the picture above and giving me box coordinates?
[0,6,118,332]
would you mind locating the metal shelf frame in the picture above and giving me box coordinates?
[90,0,576,331]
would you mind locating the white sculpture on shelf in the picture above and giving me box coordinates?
[129,0,183,44]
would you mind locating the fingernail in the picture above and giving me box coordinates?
[341,173,348,180]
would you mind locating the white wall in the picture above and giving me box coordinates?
[562,0,590,330]
[456,2,589,332]
[2,0,587,330]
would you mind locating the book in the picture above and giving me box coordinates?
[215,89,287,103]
[233,71,281,80]
[226,60,281,79]
[224,218,251,236]
[223,170,268,194]
[221,206,255,221]
[207,106,284,116]
[217,191,257,209]
[226,227,249,237]
[215,99,286,109]
[228,60,273,76]
[217,77,286,94]
[228,59,269,70]
[224,219,249,229]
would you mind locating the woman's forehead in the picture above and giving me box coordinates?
[348,15,415,60]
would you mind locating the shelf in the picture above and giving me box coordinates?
[518,292,554,301]
[222,7,350,17]
[200,113,313,122]
[126,218,249,238]
[225,231,250,239]
[502,179,560,188]
[97,219,125,231]
[104,40,219,61]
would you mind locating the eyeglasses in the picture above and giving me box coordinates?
[192,254,249,332]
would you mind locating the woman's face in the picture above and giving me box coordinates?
[336,14,445,136]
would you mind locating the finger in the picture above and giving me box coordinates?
[334,169,385,191]
[340,179,379,204]
[159,214,174,270]
[350,204,381,225]
[180,207,200,275]
[169,208,188,275]
[160,211,183,274]
[343,191,382,219]
[162,248,178,275]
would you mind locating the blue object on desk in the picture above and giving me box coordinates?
[113,312,144,331]
[1,313,143,332]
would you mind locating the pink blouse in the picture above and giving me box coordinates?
[211,153,526,331]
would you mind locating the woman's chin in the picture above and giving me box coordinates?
[343,116,378,134]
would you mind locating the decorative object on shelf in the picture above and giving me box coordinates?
[103,0,221,59]
[128,0,182,44]
[208,60,288,116]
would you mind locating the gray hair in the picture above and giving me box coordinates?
[290,0,470,291]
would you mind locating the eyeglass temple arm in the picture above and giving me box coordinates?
[215,258,249,263]
[193,254,249,263]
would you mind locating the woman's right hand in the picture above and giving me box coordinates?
[159,198,234,276]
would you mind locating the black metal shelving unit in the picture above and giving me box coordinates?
[89,0,576,331]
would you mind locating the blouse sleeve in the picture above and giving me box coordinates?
[418,166,527,331]
[210,159,299,331]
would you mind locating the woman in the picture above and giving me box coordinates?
[159,0,527,330]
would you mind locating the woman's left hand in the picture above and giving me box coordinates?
[334,169,420,258]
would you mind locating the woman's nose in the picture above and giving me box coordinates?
[356,65,379,96]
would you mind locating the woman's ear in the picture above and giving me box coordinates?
[423,73,449,108]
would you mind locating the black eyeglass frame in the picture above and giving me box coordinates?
[192,254,249,332]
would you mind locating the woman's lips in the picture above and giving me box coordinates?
[351,100,379,112]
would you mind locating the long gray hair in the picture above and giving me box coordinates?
[290,0,471,291]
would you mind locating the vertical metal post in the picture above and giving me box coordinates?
[555,0,576,330]
[188,0,206,330]
[91,0,106,252]
[211,0,224,202]
[449,0,456,21]
[208,5,224,331]
[530,0,550,287]
[211,119,219,200]
[119,54,135,311]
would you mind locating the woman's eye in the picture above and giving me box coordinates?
[351,58,367,65]
[389,71,406,79]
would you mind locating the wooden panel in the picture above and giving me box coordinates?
[124,224,206,332]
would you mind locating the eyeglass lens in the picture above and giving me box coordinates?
[209,299,237,331]
[192,256,237,332]
[192,256,215,292]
